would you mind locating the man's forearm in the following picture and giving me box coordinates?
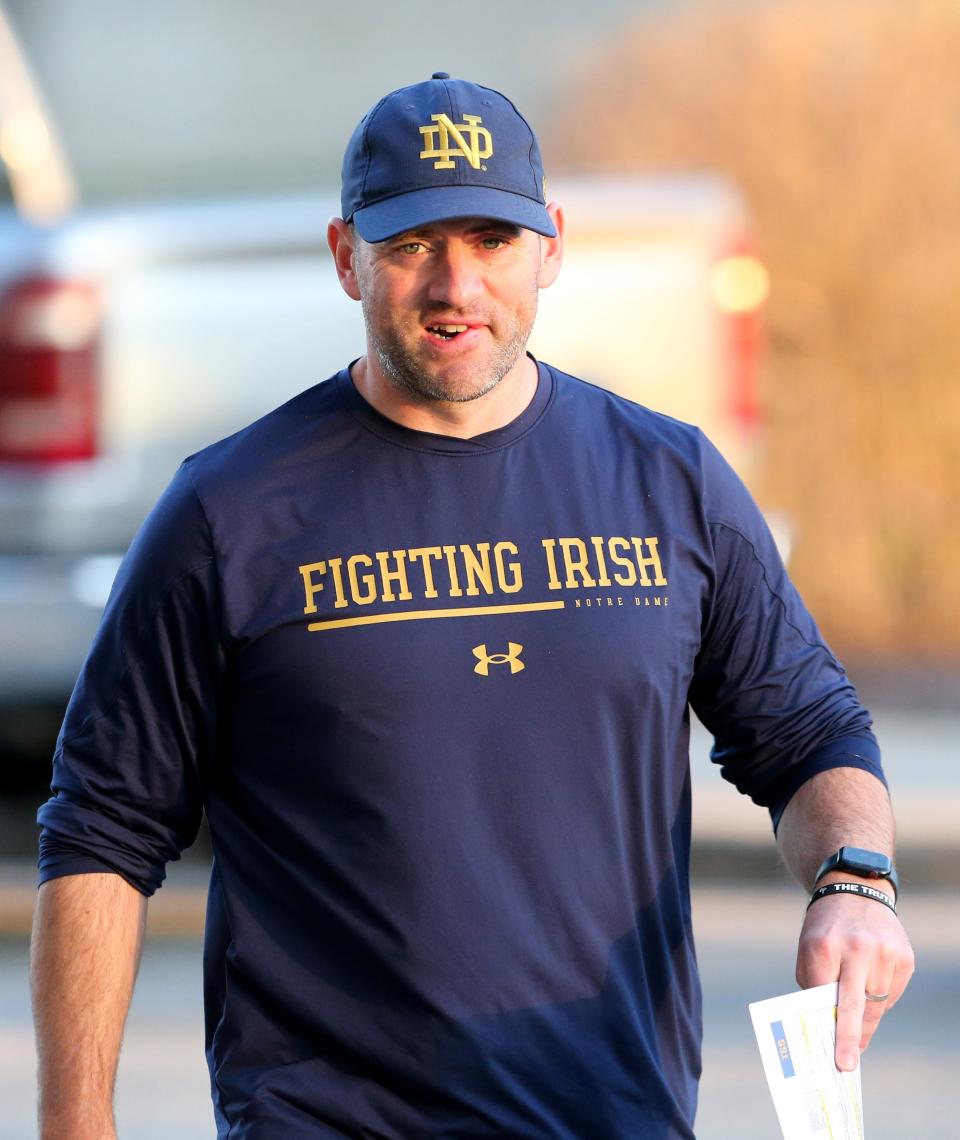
[776,765,895,890]
[775,765,914,1071]
[31,872,147,1140]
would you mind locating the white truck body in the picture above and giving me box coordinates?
[0,175,763,759]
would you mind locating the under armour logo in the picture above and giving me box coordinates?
[419,114,493,171]
[472,642,525,676]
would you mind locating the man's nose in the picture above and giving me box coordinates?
[426,243,483,309]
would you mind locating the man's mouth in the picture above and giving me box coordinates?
[426,323,470,340]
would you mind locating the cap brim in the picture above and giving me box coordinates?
[351,185,556,242]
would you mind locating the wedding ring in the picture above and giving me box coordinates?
[864,991,889,1002]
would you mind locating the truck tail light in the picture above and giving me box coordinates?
[710,243,769,436]
[0,276,102,462]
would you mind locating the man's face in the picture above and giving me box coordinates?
[351,216,553,404]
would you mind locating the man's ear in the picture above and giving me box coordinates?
[537,202,564,291]
[327,218,363,301]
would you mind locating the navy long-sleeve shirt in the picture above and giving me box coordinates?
[38,362,882,1138]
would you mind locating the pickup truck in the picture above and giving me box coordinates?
[0,174,766,777]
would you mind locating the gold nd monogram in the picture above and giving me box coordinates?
[473,643,525,676]
[419,114,493,171]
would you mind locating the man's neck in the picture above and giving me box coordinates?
[349,353,539,439]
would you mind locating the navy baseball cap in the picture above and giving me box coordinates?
[341,72,556,243]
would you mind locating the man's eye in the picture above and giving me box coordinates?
[480,237,507,250]
[398,241,426,254]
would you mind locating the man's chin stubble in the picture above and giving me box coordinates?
[370,336,524,406]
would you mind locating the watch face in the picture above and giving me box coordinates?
[842,847,892,876]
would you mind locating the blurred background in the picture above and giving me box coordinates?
[1,1,957,1137]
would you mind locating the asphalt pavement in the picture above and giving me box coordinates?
[3,884,956,1139]
[2,692,957,1136]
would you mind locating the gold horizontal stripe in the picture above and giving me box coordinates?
[307,601,565,632]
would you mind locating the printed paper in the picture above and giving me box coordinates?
[749,982,864,1140]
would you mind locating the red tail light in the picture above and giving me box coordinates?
[0,276,101,462]
[710,240,768,436]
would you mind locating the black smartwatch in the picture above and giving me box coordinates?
[814,846,899,899]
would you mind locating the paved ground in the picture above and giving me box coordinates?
[3,882,956,1139]
[3,693,956,1135]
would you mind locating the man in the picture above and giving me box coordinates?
[32,74,913,1139]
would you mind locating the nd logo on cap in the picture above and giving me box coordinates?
[419,114,493,171]
[340,72,556,243]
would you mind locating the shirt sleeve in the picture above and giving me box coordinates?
[688,437,883,831]
[36,460,225,895]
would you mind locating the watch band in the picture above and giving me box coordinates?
[814,846,899,899]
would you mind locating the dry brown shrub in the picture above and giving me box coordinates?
[545,0,960,663]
